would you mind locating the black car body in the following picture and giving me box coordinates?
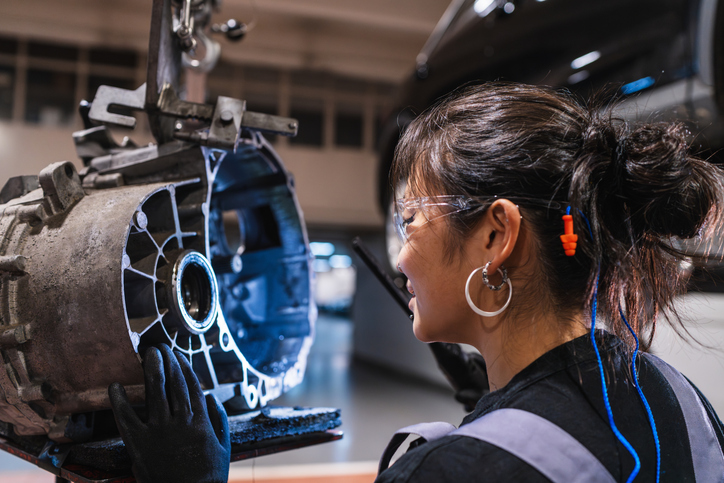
[378,0,724,243]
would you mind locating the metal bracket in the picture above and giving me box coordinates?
[207,96,245,149]
[88,84,147,128]
[156,84,298,149]
[38,162,85,215]
[157,83,214,120]
[86,82,298,153]
[242,111,299,136]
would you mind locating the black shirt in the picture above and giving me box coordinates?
[375,331,724,482]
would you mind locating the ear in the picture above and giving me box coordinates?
[479,199,521,273]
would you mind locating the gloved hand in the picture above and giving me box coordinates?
[108,345,231,483]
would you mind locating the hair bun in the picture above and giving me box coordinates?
[619,123,716,239]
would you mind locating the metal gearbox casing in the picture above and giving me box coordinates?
[0,137,314,442]
[0,0,316,442]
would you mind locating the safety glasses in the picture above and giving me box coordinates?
[393,195,481,243]
[393,195,563,243]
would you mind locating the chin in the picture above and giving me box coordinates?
[412,319,436,343]
[411,320,427,342]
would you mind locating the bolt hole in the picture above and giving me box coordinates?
[64,164,74,178]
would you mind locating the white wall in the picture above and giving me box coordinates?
[276,145,382,227]
[0,122,384,227]
[0,121,84,180]
[652,292,724,417]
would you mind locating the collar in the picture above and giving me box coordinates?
[463,330,626,424]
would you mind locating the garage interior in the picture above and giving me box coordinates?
[0,1,723,482]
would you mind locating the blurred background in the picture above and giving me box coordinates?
[1,0,724,481]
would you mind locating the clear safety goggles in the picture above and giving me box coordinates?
[393,195,563,243]
[393,195,482,243]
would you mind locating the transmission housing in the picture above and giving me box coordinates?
[0,0,315,442]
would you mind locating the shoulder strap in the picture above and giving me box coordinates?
[454,408,616,483]
[377,410,615,483]
[378,421,456,474]
[643,353,724,482]
[378,357,724,482]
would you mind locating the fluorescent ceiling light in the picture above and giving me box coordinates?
[310,241,335,257]
[329,255,353,269]
[567,70,590,85]
[571,51,601,70]
[474,0,496,17]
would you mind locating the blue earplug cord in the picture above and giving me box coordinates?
[620,307,661,482]
[571,206,660,482]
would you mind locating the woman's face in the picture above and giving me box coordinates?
[396,200,479,344]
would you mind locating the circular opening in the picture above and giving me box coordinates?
[169,251,219,335]
[180,262,213,322]
[64,164,74,178]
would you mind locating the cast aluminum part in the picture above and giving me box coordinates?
[0,0,314,442]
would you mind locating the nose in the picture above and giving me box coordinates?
[396,242,410,276]
[396,250,406,274]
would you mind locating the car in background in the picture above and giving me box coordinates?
[360,0,724,414]
[377,0,724,272]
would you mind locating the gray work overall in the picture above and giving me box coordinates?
[378,354,724,482]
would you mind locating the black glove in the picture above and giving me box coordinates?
[108,345,231,483]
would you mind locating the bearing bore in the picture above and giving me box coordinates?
[170,250,219,335]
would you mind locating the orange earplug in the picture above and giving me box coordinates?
[560,214,578,256]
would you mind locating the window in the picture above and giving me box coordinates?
[290,99,324,146]
[335,104,363,147]
[25,69,76,126]
[0,33,399,150]
[88,75,137,100]
[245,91,279,143]
[245,66,280,85]
[89,47,138,68]
[0,36,17,55]
[28,41,77,61]
[291,70,326,89]
[0,66,14,120]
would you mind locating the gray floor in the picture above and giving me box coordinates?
[0,314,467,474]
[231,313,465,468]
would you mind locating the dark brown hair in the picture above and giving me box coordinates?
[391,82,723,348]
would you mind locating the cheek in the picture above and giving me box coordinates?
[398,236,475,342]
[412,277,471,342]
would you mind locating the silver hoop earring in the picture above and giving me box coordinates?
[482,261,507,291]
[465,262,512,317]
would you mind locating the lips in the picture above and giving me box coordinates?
[406,281,415,296]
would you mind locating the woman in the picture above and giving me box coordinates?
[374,82,724,482]
[109,82,724,482]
